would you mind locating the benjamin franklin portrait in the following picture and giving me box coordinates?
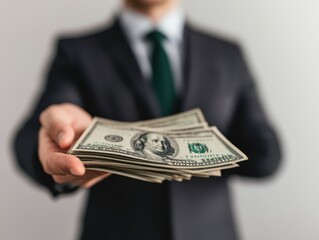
[132,132,176,161]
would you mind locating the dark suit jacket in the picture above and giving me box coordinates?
[14,19,281,240]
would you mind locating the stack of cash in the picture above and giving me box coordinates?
[68,109,248,183]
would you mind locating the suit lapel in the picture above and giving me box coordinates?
[97,21,218,119]
[180,24,202,111]
[180,24,222,114]
[101,19,161,119]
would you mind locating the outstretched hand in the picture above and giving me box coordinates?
[38,103,110,188]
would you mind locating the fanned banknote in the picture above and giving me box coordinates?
[68,109,247,183]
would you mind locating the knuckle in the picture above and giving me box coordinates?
[39,104,62,127]
[48,104,59,112]
[39,152,48,171]
[41,154,58,175]
[61,103,73,109]
[42,156,54,174]
[39,112,45,125]
[38,128,46,143]
[42,161,52,175]
[40,105,55,118]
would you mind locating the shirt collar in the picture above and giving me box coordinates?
[119,6,185,43]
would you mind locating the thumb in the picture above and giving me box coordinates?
[56,126,75,149]
[40,105,76,149]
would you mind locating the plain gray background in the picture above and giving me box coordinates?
[1,0,318,239]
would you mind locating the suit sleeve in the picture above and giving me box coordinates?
[225,46,282,178]
[13,39,85,196]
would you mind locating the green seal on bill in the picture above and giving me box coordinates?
[188,143,209,154]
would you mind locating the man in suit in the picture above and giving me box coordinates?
[14,0,281,239]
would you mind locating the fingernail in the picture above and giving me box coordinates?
[70,166,85,176]
[58,132,64,144]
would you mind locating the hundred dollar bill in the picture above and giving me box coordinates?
[87,167,164,183]
[95,108,206,129]
[95,121,208,133]
[87,164,221,179]
[69,118,248,169]
[80,157,235,175]
[87,166,188,182]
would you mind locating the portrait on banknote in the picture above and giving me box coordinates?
[132,132,178,162]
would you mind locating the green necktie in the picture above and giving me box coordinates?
[145,30,176,116]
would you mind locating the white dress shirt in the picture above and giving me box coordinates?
[119,6,185,94]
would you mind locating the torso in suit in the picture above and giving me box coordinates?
[14,17,281,240]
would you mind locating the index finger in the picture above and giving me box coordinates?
[39,105,75,148]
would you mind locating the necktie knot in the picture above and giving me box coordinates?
[145,30,167,43]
